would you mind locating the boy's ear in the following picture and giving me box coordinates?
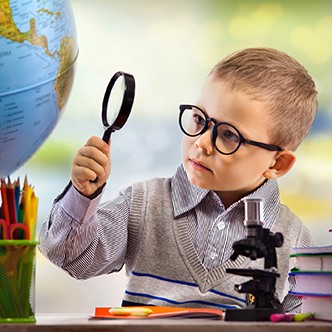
[263,150,296,179]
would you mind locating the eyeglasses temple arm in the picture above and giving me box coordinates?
[243,139,284,152]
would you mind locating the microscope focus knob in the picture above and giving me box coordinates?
[272,232,284,248]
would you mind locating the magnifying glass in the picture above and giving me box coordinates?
[101,71,135,142]
[91,71,135,183]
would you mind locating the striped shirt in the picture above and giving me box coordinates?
[171,165,279,271]
[39,164,311,312]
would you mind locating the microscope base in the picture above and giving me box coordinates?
[225,307,283,321]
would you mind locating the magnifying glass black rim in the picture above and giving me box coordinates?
[102,71,135,135]
[92,71,135,183]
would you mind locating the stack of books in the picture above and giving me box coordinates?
[289,245,332,322]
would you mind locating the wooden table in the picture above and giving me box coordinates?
[0,314,331,332]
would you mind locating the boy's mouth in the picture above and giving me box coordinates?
[189,158,212,172]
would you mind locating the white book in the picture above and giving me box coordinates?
[290,246,332,255]
[301,295,332,322]
[289,272,332,295]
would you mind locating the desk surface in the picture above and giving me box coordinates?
[0,314,331,332]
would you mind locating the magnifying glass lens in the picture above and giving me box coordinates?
[105,76,126,126]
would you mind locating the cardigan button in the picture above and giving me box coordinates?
[217,221,225,230]
[209,250,218,260]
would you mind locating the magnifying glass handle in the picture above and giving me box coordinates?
[102,128,114,143]
[90,130,113,183]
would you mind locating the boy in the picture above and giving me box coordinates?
[39,47,318,312]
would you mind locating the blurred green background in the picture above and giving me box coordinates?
[14,0,331,312]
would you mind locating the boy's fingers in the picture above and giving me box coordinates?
[78,147,109,169]
[85,136,110,154]
[70,136,111,197]
[75,158,106,180]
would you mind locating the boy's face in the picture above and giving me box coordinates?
[181,77,281,206]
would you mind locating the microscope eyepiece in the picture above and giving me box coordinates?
[243,198,264,227]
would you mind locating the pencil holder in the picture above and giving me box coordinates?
[0,240,38,323]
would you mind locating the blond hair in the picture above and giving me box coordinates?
[209,47,318,151]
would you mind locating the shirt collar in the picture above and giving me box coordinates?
[171,164,280,227]
[171,164,209,217]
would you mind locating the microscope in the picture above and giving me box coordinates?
[225,198,284,321]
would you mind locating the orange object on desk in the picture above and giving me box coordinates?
[92,306,223,319]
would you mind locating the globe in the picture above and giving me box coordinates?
[0,0,78,177]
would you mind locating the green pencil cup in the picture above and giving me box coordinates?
[0,240,38,323]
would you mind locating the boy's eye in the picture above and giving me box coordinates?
[220,128,238,141]
[223,129,237,140]
[193,113,205,126]
[216,124,241,148]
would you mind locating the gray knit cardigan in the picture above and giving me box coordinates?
[122,177,312,310]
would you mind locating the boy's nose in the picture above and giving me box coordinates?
[195,129,214,155]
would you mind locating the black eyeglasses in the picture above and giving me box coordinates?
[179,104,284,155]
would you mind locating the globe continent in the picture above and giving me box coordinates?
[0,0,78,177]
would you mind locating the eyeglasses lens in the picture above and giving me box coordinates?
[215,123,241,154]
[180,106,206,136]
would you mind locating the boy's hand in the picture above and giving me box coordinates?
[71,136,111,197]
